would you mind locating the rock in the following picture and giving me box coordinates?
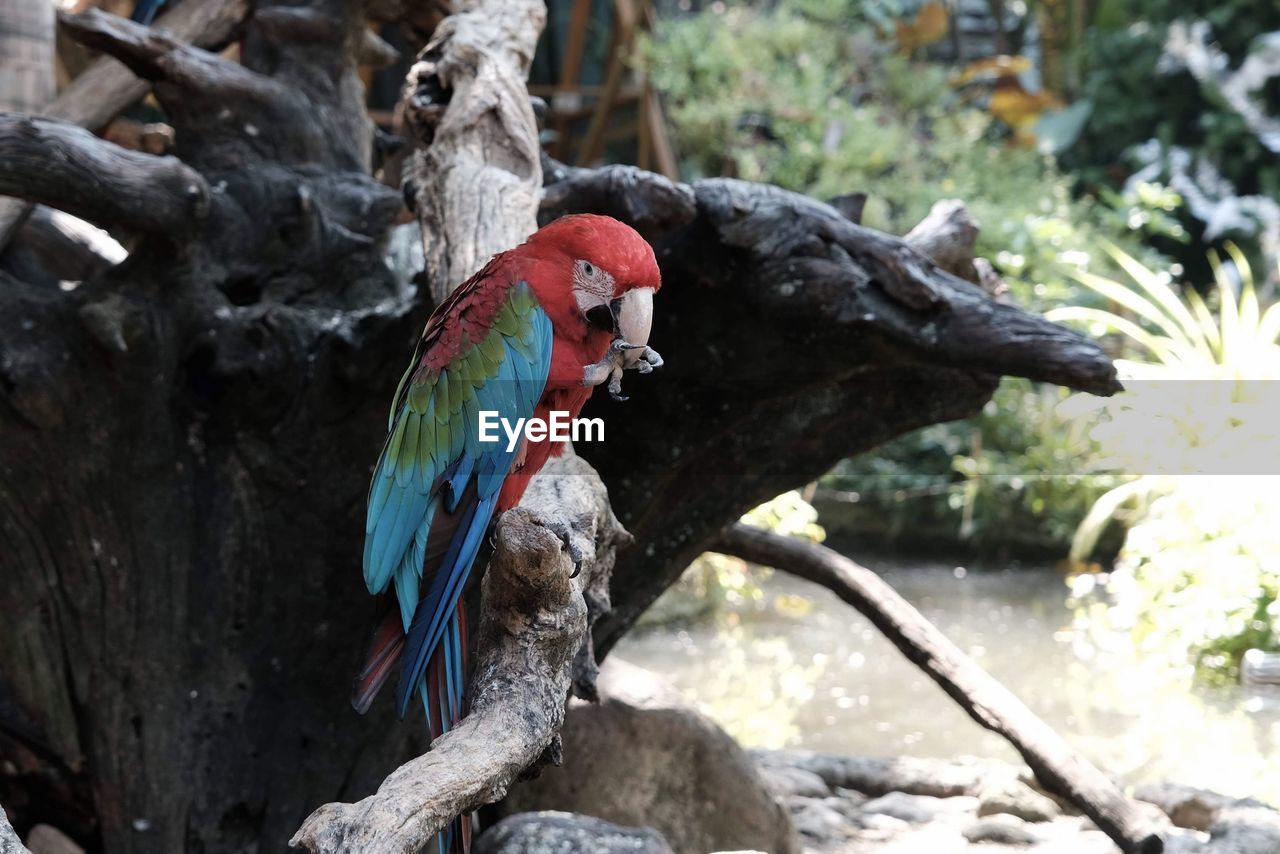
[963,815,1039,845]
[856,812,911,840]
[977,779,1061,823]
[1160,827,1212,853]
[474,812,672,854]
[761,766,830,799]
[860,792,955,824]
[499,659,799,854]
[1,811,25,854]
[789,797,853,841]
[1134,782,1266,831]
[1208,805,1280,854]
[24,825,84,854]
[754,750,1003,798]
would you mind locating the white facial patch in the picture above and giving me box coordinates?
[572,258,616,315]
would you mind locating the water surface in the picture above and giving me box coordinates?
[617,559,1280,804]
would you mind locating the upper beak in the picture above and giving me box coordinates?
[613,288,654,366]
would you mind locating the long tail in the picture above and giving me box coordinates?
[421,603,471,854]
[353,601,472,854]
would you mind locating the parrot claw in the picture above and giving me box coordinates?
[543,517,586,578]
[583,340,661,400]
[607,369,628,402]
[632,346,663,371]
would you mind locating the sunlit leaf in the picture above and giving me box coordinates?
[1070,270,1190,347]
[1103,242,1214,359]
[1034,98,1093,154]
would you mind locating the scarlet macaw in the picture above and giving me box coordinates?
[352,214,662,852]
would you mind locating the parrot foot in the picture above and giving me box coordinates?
[583,340,662,402]
[542,517,586,578]
[629,346,663,374]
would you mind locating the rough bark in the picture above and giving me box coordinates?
[0,2,411,851]
[402,1,546,301]
[292,455,630,853]
[0,114,208,236]
[714,524,1165,854]
[0,808,29,854]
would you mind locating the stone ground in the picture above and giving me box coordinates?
[756,751,1280,854]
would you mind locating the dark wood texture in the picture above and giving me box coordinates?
[714,523,1164,854]
[0,113,208,236]
[0,2,409,851]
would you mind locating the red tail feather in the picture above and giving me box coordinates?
[352,605,404,714]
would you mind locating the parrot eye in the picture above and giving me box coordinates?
[581,260,595,276]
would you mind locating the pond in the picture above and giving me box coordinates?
[616,558,1280,806]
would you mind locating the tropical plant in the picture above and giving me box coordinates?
[1051,246,1280,681]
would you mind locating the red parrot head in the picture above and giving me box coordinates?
[523,214,661,365]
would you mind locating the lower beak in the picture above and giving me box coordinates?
[613,288,655,367]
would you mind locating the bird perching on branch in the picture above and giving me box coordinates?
[351,214,663,853]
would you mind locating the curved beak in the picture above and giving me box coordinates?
[613,288,654,367]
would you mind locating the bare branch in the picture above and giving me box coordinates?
[0,0,247,252]
[712,524,1165,854]
[1,207,126,285]
[291,454,629,853]
[0,113,208,235]
[59,9,286,105]
[401,0,546,301]
[360,29,401,69]
[542,166,1119,396]
[903,199,1010,299]
[47,0,249,130]
[903,198,980,282]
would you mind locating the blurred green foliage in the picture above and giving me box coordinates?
[642,0,1154,554]
[1071,0,1280,196]
[641,3,1174,308]
[822,379,1121,556]
[644,1,1280,685]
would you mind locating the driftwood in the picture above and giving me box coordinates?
[714,524,1164,854]
[402,0,546,301]
[292,455,629,853]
